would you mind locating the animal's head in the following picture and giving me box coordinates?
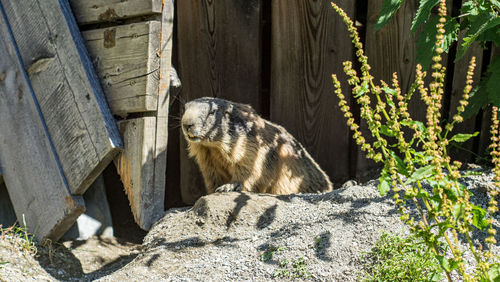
[181,97,257,144]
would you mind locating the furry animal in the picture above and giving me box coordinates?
[181,97,333,194]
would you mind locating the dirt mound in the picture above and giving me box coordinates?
[101,183,407,281]
[1,168,498,281]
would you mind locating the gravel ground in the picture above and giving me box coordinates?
[100,167,500,281]
[1,167,499,281]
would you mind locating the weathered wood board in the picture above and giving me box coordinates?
[82,21,161,116]
[70,0,162,25]
[1,0,123,195]
[270,0,355,184]
[0,6,85,241]
[176,0,264,204]
[114,117,163,230]
[108,1,172,229]
[153,0,174,214]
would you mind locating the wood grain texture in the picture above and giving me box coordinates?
[82,21,161,116]
[69,0,162,25]
[362,0,422,176]
[448,38,483,163]
[153,0,174,213]
[1,0,123,195]
[0,7,84,241]
[478,45,500,160]
[270,0,355,184]
[176,0,263,204]
[114,117,160,230]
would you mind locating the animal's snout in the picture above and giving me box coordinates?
[182,122,194,133]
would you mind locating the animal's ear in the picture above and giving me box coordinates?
[224,104,233,116]
[239,103,255,114]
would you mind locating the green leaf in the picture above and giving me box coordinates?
[452,203,465,219]
[449,132,479,143]
[456,13,500,60]
[401,119,427,133]
[382,86,397,95]
[406,165,434,184]
[429,194,442,210]
[354,81,370,98]
[465,56,500,118]
[374,0,405,32]
[378,175,391,196]
[488,263,500,281]
[411,0,440,34]
[417,16,459,69]
[462,85,488,119]
[491,0,500,9]
[390,151,409,177]
[436,255,459,273]
[486,56,500,105]
[471,205,489,230]
[380,125,396,137]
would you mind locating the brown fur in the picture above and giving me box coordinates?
[181,97,333,194]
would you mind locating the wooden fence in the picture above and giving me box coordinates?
[166,0,498,205]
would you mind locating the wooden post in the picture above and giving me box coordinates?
[176,0,264,204]
[0,5,85,241]
[270,0,355,184]
[0,0,123,195]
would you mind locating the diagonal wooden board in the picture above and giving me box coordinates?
[0,0,123,195]
[0,5,85,241]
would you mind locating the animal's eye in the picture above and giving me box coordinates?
[209,109,216,115]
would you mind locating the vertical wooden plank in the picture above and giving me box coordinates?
[114,117,158,230]
[448,38,483,163]
[362,0,420,175]
[1,0,123,195]
[176,0,263,204]
[270,0,355,184]
[69,0,162,25]
[478,46,500,160]
[0,6,85,241]
[154,0,174,212]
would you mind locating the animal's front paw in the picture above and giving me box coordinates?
[215,183,243,193]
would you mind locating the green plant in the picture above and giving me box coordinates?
[0,216,37,255]
[331,1,499,280]
[273,256,311,279]
[360,232,442,281]
[375,0,500,119]
[260,245,286,262]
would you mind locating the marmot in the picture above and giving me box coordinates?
[181,97,333,194]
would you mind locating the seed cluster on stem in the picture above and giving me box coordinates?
[331,0,499,280]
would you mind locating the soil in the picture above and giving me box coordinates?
[1,167,499,281]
